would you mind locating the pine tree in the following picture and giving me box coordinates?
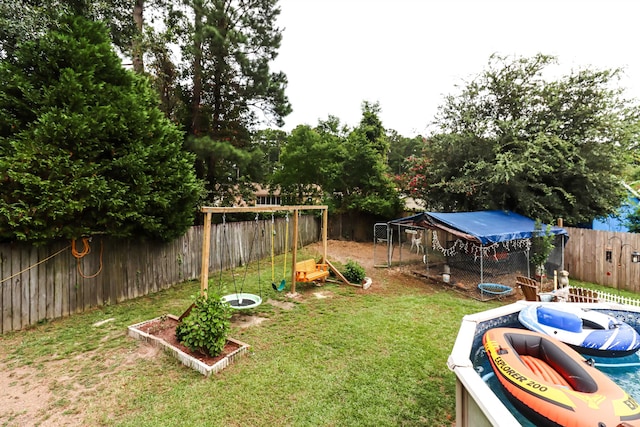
[180,0,291,203]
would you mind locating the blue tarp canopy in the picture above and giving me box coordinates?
[389,210,568,245]
[592,197,638,232]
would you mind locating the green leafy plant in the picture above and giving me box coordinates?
[529,220,555,278]
[175,292,231,357]
[343,259,366,284]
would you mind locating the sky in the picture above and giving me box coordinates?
[271,0,639,137]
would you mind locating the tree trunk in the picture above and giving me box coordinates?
[132,0,144,73]
[211,13,228,138]
[191,1,204,135]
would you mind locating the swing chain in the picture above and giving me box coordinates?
[283,213,289,277]
[219,212,233,293]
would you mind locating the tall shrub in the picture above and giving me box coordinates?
[0,16,204,243]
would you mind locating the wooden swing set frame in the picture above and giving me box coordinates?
[200,205,328,296]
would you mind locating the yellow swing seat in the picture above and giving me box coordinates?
[295,259,329,283]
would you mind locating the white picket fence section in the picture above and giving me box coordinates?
[596,289,640,307]
[571,286,640,307]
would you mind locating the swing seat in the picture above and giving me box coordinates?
[295,259,329,283]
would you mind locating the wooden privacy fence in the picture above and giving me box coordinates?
[564,227,640,293]
[0,214,320,333]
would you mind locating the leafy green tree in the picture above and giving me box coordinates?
[271,124,343,204]
[406,53,639,224]
[358,101,389,160]
[186,135,253,206]
[332,129,402,218]
[627,158,640,232]
[252,128,288,181]
[328,102,402,218]
[628,208,640,233]
[316,114,351,138]
[404,152,431,205]
[0,1,47,63]
[0,0,137,63]
[387,131,426,188]
[0,16,204,243]
[274,104,402,218]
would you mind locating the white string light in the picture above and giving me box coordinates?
[431,230,531,258]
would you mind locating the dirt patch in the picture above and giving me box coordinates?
[92,317,115,327]
[306,240,384,284]
[231,312,268,328]
[131,343,162,360]
[313,291,334,299]
[307,240,524,302]
[268,298,295,310]
[304,240,431,294]
[308,240,377,270]
[0,359,93,427]
[0,364,53,426]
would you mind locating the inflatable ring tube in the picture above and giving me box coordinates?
[519,304,640,357]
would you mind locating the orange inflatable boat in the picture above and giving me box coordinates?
[483,327,640,427]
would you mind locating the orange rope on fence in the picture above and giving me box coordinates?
[71,237,104,279]
[0,245,71,285]
[71,237,91,258]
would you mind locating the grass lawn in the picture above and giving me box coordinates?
[0,241,546,426]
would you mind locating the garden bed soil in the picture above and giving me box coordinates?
[128,315,249,376]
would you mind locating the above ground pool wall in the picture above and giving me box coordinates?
[447,301,640,427]
[448,303,523,426]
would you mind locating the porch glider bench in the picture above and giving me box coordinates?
[295,258,329,283]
